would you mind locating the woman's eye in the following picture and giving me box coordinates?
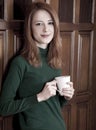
[48,21,54,25]
[35,23,42,26]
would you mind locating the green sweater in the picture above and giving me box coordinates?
[0,47,67,130]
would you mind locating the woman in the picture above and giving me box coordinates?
[0,2,74,130]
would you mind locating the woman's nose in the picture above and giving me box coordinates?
[43,24,49,32]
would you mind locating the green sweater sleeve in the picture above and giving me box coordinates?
[0,57,38,116]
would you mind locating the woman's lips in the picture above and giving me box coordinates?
[41,34,50,38]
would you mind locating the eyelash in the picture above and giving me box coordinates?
[48,22,54,25]
[35,23,42,26]
[35,22,54,26]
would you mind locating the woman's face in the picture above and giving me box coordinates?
[32,10,54,49]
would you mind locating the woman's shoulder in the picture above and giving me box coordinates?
[11,55,29,68]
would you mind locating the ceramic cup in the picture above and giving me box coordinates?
[55,75,70,91]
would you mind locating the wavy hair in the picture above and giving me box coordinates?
[21,2,62,68]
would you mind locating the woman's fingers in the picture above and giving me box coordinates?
[39,80,57,101]
[60,82,75,99]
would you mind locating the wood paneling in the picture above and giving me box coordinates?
[0,0,96,130]
[4,0,13,20]
[0,31,6,88]
[0,117,3,130]
[76,101,89,130]
[61,32,72,75]
[0,0,4,19]
[77,32,92,93]
[13,31,24,54]
[57,0,95,130]
[79,0,93,23]
[62,105,71,130]
[59,0,73,22]
[50,0,59,13]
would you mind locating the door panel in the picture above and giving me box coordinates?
[61,32,72,75]
[77,32,92,93]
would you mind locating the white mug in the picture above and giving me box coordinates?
[55,75,70,91]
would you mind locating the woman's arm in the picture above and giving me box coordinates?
[0,57,38,116]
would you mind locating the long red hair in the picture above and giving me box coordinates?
[21,2,62,68]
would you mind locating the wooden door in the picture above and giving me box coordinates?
[0,0,96,130]
[53,0,96,130]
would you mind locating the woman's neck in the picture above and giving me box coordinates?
[36,43,48,49]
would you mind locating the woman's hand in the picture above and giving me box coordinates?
[37,80,57,102]
[59,82,75,100]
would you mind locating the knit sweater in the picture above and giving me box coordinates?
[0,47,67,130]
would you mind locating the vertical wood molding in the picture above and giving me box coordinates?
[0,31,8,79]
[45,0,51,4]
[71,31,75,80]
[0,31,4,89]
[92,0,95,23]
[73,0,80,23]
[50,0,59,13]
[6,30,14,59]
[4,0,13,20]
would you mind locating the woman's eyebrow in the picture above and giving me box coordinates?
[32,20,43,24]
[48,19,53,21]
[33,19,53,23]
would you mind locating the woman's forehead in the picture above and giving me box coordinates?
[32,10,52,21]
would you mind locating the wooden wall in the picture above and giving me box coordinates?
[0,0,96,130]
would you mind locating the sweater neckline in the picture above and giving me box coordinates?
[39,47,48,56]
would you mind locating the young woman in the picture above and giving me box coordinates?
[0,2,74,130]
